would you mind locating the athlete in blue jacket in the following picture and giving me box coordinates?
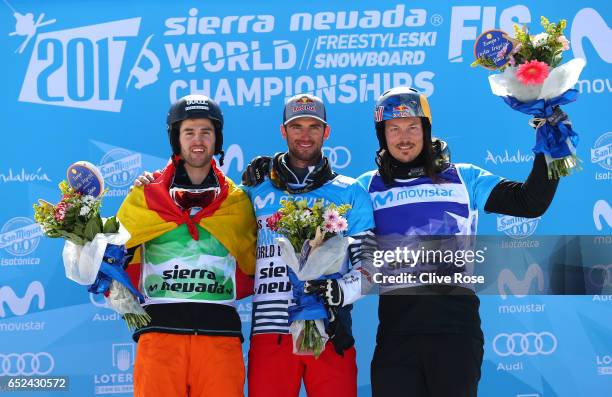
[359,87,561,397]
[242,94,376,397]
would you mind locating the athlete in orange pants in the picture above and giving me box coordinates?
[248,334,357,397]
[135,333,245,397]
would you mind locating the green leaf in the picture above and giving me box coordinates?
[84,216,103,241]
[103,216,119,234]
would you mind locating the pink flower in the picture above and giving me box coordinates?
[557,35,570,51]
[324,222,336,233]
[515,60,549,85]
[323,209,339,223]
[54,202,68,222]
[334,217,348,233]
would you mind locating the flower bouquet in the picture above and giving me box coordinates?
[472,17,585,179]
[33,162,150,330]
[267,198,351,357]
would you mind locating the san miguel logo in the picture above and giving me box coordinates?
[9,7,159,112]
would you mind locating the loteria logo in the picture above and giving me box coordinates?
[10,7,160,112]
[0,281,45,318]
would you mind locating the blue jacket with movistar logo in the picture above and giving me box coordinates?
[358,163,502,340]
[243,174,375,336]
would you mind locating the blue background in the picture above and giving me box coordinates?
[1,1,611,396]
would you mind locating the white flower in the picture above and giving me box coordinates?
[79,205,90,216]
[299,210,312,223]
[531,33,548,47]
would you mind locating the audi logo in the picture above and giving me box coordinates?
[588,264,612,288]
[322,146,351,169]
[492,332,557,357]
[0,352,55,376]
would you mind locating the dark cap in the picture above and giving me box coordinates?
[283,94,326,125]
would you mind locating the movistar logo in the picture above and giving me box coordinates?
[396,188,453,199]
[372,191,394,209]
[372,187,455,210]
[0,281,45,317]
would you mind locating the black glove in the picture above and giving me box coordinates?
[241,156,272,186]
[304,279,344,306]
[326,306,355,356]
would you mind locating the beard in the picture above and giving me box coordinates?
[288,144,322,165]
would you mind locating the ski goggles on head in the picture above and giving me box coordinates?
[169,186,220,210]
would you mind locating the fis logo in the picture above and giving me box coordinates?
[0,281,45,318]
[448,6,611,65]
[448,5,530,63]
[14,12,160,112]
[0,217,42,256]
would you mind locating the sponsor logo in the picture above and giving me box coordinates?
[492,332,557,357]
[589,264,612,288]
[496,215,540,239]
[0,352,55,376]
[498,264,545,299]
[571,8,612,64]
[498,303,545,315]
[322,146,351,169]
[0,281,45,318]
[371,185,461,210]
[594,200,612,231]
[596,355,612,375]
[89,293,121,322]
[112,344,134,372]
[0,217,42,257]
[219,144,244,175]
[592,133,612,170]
[94,344,134,394]
[292,104,316,113]
[254,192,275,210]
[17,13,160,112]
[448,5,530,62]
[295,96,314,103]
[289,6,427,32]
[592,132,612,180]
[99,149,142,189]
[0,168,51,184]
[485,149,534,165]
